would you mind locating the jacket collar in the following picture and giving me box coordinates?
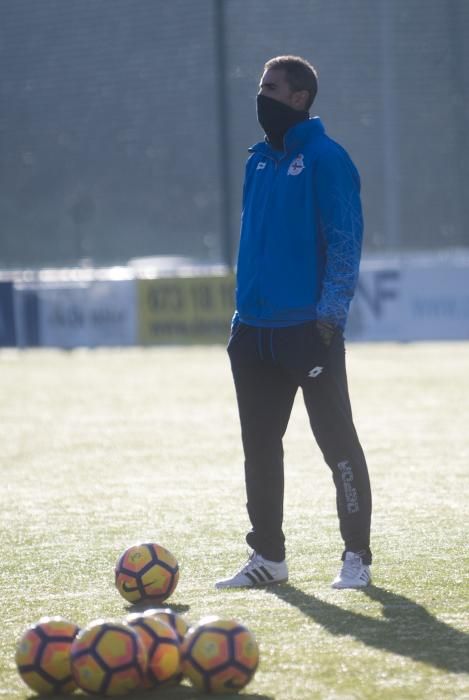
[249,117,325,157]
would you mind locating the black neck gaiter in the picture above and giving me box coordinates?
[256,94,309,150]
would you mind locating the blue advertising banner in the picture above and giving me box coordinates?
[14,287,40,347]
[37,280,137,348]
[0,282,16,346]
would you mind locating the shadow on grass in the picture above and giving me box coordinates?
[267,583,469,674]
[124,602,191,615]
[126,685,273,700]
[27,688,272,700]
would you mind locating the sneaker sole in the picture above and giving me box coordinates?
[331,578,371,589]
[215,576,288,590]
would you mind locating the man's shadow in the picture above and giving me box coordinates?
[267,583,469,674]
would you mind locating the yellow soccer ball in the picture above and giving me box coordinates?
[181,616,259,694]
[70,619,147,696]
[15,616,79,695]
[126,611,180,688]
[147,606,190,643]
[115,543,179,604]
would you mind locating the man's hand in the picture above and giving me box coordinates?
[315,320,337,347]
[306,320,339,381]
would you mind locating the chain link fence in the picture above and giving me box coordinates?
[1,0,468,268]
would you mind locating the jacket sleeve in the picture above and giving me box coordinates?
[314,144,363,329]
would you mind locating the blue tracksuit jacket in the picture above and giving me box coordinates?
[235,117,363,329]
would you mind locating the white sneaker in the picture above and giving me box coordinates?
[215,551,288,589]
[331,551,371,589]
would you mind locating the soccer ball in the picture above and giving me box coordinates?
[181,616,259,694]
[115,543,179,604]
[148,607,190,643]
[146,607,191,684]
[70,619,147,696]
[15,616,79,695]
[126,611,180,688]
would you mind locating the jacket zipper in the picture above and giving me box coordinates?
[256,153,286,319]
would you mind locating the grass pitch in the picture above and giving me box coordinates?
[1,343,468,699]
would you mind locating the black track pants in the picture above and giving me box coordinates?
[228,321,372,565]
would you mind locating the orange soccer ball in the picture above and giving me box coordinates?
[126,611,181,688]
[149,606,190,644]
[115,543,179,604]
[70,619,147,696]
[181,616,259,694]
[15,616,79,695]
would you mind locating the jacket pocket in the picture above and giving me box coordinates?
[227,321,249,351]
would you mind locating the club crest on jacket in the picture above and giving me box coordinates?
[288,153,305,176]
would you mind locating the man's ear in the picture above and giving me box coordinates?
[292,90,309,111]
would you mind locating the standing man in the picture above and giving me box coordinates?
[215,56,372,590]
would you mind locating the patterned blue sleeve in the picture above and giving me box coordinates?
[315,143,363,328]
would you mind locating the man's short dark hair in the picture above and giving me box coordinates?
[264,55,318,109]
